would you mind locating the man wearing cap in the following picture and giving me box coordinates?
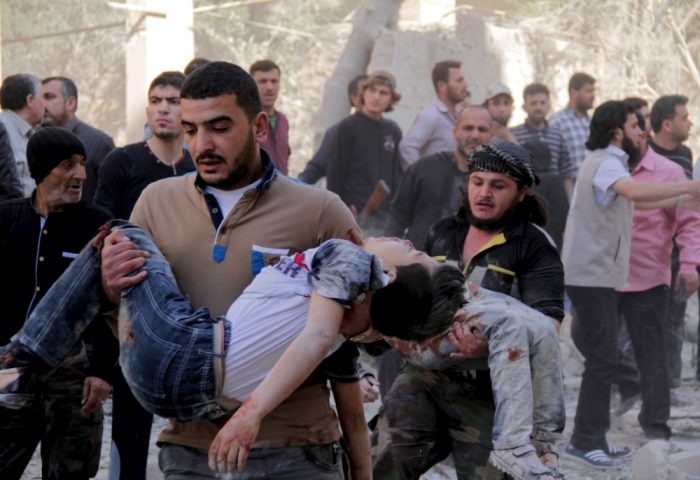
[374,140,566,479]
[483,82,517,143]
[0,127,117,479]
[327,70,403,236]
[399,60,469,168]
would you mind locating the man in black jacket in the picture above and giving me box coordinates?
[0,127,117,480]
[383,106,493,250]
[374,141,565,480]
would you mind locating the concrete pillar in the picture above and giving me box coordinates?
[399,0,455,24]
[125,0,193,143]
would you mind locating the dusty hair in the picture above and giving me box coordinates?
[371,264,466,343]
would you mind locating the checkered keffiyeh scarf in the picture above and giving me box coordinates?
[469,139,540,187]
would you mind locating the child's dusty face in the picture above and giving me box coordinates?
[362,237,438,281]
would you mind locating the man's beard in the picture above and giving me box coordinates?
[621,133,641,161]
[198,128,257,189]
[447,86,466,105]
[494,116,509,127]
[465,195,520,232]
[576,99,592,113]
[42,111,66,127]
[153,127,177,140]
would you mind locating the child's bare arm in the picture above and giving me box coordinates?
[209,292,344,475]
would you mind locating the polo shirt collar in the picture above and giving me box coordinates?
[434,98,449,113]
[632,147,656,174]
[195,147,277,196]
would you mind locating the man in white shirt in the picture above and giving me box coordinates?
[562,101,700,469]
[399,60,468,167]
[0,74,45,197]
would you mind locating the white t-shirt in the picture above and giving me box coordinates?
[591,145,631,206]
[221,247,346,402]
[205,178,262,219]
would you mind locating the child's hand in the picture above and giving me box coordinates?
[209,404,261,474]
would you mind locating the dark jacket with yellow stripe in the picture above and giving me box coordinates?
[424,214,565,322]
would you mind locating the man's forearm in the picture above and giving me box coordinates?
[332,381,372,480]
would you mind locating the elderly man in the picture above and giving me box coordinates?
[374,140,565,480]
[0,127,116,479]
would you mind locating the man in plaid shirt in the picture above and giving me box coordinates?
[549,73,596,178]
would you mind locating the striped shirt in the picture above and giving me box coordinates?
[549,106,591,177]
[510,121,576,179]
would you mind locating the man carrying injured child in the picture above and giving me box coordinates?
[0,219,564,480]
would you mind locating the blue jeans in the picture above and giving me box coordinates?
[18,220,232,422]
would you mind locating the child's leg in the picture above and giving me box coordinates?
[10,220,229,421]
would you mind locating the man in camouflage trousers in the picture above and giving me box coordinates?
[0,128,117,479]
[373,141,565,479]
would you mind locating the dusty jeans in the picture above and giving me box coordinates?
[17,220,232,422]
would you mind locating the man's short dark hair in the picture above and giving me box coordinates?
[347,74,368,102]
[184,58,210,76]
[650,95,688,134]
[431,60,462,92]
[181,61,262,121]
[1,74,40,111]
[523,83,549,100]
[624,97,648,112]
[633,110,646,133]
[42,77,79,109]
[371,264,466,343]
[249,59,281,76]
[148,71,186,95]
[568,72,596,92]
[586,100,634,151]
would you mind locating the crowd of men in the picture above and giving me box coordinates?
[0,54,699,480]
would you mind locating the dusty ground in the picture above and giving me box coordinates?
[20,312,700,480]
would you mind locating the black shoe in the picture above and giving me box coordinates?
[602,442,631,458]
[562,443,615,469]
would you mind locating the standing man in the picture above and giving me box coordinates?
[94,71,194,219]
[384,105,493,250]
[0,128,115,480]
[377,106,492,402]
[298,74,367,185]
[648,94,697,407]
[549,72,596,177]
[561,101,700,469]
[41,76,115,204]
[94,71,194,480]
[250,60,291,175]
[100,62,370,480]
[374,140,565,479]
[326,70,403,236]
[399,60,469,167]
[483,82,517,143]
[613,112,700,440]
[511,83,575,199]
[0,74,45,197]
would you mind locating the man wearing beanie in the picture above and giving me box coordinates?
[374,140,566,479]
[0,127,117,479]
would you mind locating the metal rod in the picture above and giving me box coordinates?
[193,0,274,14]
[2,22,123,45]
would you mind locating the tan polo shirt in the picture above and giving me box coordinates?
[130,170,360,450]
